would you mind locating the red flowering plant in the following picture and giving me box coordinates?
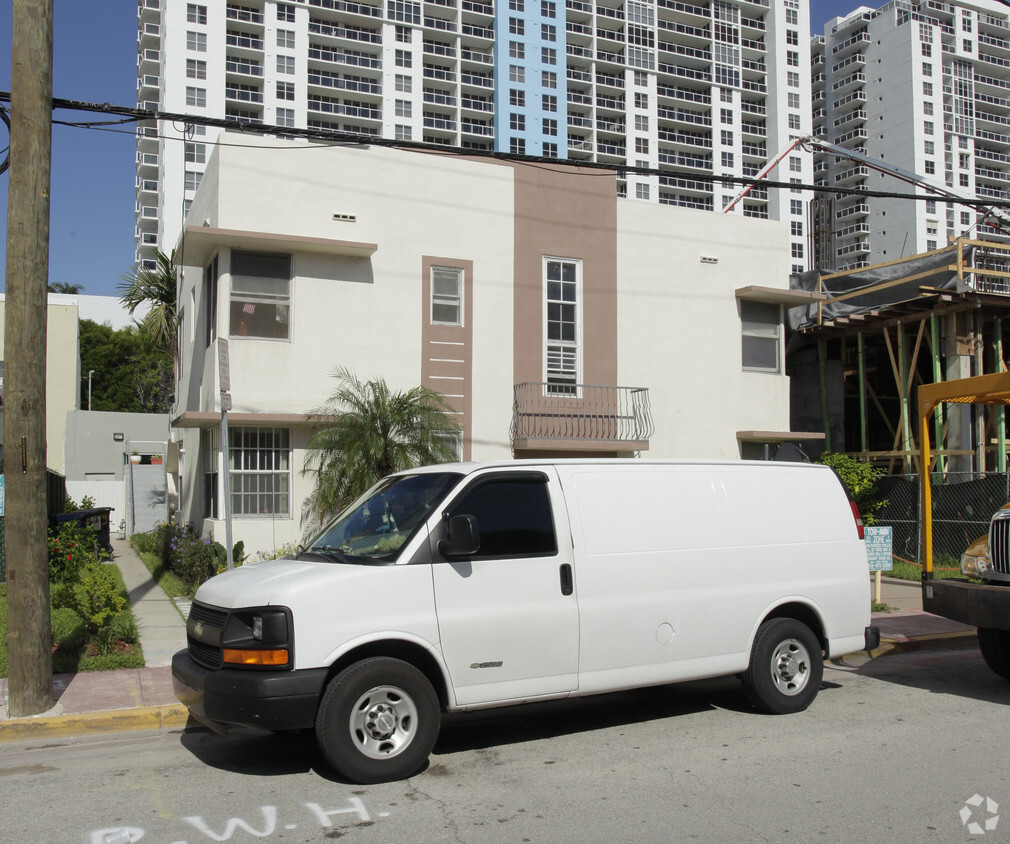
[48,521,105,584]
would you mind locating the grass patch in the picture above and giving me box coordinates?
[138,549,191,600]
[871,600,892,613]
[880,556,964,582]
[0,566,144,679]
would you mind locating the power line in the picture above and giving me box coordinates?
[4,91,1010,211]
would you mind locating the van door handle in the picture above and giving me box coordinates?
[559,563,573,596]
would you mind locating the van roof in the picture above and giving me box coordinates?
[399,458,827,477]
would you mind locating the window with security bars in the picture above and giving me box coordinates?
[545,258,580,395]
[741,300,780,372]
[229,427,291,517]
[230,251,291,339]
[431,266,462,325]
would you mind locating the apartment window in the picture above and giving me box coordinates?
[184,142,206,163]
[923,101,934,116]
[544,118,558,136]
[789,156,801,173]
[721,130,733,146]
[277,29,295,49]
[542,47,557,64]
[787,50,798,67]
[788,92,800,109]
[791,221,803,236]
[927,240,937,251]
[277,3,295,21]
[542,23,556,41]
[396,24,411,42]
[962,211,972,225]
[277,55,295,74]
[923,82,933,96]
[790,178,802,193]
[721,108,733,124]
[230,251,291,340]
[924,141,934,155]
[509,40,524,59]
[277,107,294,127]
[277,81,295,100]
[542,70,556,88]
[510,88,525,107]
[922,63,932,77]
[921,42,932,57]
[787,71,799,87]
[509,17,524,35]
[634,70,648,86]
[543,94,557,112]
[186,86,206,108]
[790,199,803,215]
[635,114,648,131]
[926,200,937,214]
[788,114,801,130]
[395,124,412,140]
[721,151,734,167]
[924,160,936,175]
[635,137,648,153]
[960,153,971,169]
[635,92,648,109]
[204,254,219,348]
[786,29,798,46]
[791,243,804,258]
[924,121,934,135]
[786,8,797,25]
[187,4,207,24]
[543,142,558,158]
[963,39,972,52]
[396,50,412,68]
[431,266,463,325]
[510,137,526,154]
[388,0,421,23]
[186,59,207,80]
[186,31,207,52]
[509,0,524,9]
[395,74,412,93]
[510,113,525,131]
[545,257,580,395]
[742,300,780,372]
[541,0,556,16]
[396,99,412,118]
[509,64,524,83]
[636,183,650,200]
[960,173,970,187]
[229,427,291,517]
[720,87,732,103]
[203,428,219,519]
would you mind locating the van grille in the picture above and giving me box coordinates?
[187,602,228,670]
[989,513,1010,576]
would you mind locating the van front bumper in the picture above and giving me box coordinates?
[172,649,329,731]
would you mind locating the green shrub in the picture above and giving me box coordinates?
[176,534,219,587]
[104,610,139,644]
[50,607,88,651]
[73,562,126,634]
[816,452,888,526]
[131,529,161,555]
[48,521,102,584]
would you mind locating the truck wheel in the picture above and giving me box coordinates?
[978,627,1010,681]
[742,618,823,714]
[315,657,440,784]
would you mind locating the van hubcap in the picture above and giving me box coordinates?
[350,685,418,759]
[770,638,810,696]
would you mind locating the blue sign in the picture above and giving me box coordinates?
[865,525,893,572]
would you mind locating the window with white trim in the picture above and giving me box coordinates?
[544,257,581,395]
[229,427,291,517]
[741,300,780,372]
[431,266,462,325]
[230,251,291,339]
[203,427,219,518]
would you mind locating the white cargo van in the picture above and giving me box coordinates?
[173,459,877,783]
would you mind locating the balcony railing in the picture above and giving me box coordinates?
[511,383,654,449]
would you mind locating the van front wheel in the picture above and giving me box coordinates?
[315,657,440,783]
[742,618,823,714]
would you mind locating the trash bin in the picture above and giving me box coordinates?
[49,507,114,554]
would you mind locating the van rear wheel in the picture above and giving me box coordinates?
[315,657,440,783]
[978,627,1010,680]
[742,618,823,714]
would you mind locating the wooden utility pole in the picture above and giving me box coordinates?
[4,0,55,716]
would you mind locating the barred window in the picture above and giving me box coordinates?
[229,427,291,517]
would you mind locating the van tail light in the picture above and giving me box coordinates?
[850,501,865,540]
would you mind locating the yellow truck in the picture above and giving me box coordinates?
[920,372,1010,680]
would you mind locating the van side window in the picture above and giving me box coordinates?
[448,478,557,558]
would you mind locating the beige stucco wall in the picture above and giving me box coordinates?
[0,300,80,473]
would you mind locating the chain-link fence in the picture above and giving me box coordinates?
[875,472,1010,565]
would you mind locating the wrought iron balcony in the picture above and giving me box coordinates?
[510,383,654,451]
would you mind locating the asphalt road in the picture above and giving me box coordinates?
[2,641,1007,844]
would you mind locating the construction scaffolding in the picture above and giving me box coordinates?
[787,238,1010,475]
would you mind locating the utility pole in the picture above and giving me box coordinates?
[4,0,55,716]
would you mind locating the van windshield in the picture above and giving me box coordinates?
[302,472,462,564]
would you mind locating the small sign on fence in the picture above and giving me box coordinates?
[865,525,893,572]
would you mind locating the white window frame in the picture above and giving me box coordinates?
[431,266,463,326]
[741,300,781,373]
[543,256,582,396]
[228,426,291,518]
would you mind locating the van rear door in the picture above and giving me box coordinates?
[430,468,579,706]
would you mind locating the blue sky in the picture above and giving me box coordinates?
[0,1,866,298]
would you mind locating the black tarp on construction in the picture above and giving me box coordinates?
[787,245,964,332]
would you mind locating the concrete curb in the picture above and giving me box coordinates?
[869,629,978,658]
[0,704,191,743]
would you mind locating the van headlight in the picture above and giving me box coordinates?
[961,552,990,579]
[221,606,293,668]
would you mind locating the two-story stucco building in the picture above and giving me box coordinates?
[172,134,817,555]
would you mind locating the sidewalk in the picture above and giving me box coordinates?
[0,567,980,742]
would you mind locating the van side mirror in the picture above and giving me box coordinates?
[439,514,480,558]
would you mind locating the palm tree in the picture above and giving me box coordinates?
[303,367,461,522]
[47,282,84,293]
[117,249,178,361]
